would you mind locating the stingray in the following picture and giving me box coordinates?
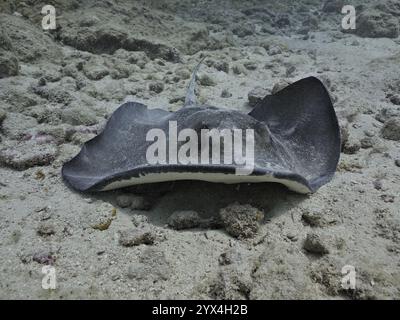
[62,60,340,194]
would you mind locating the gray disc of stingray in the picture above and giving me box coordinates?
[62,62,340,194]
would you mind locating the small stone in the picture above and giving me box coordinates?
[343,140,361,154]
[322,0,345,13]
[268,45,282,56]
[243,61,257,71]
[167,210,201,230]
[83,58,109,80]
[373,180,383,191]
[248,87,268,106]
[36,206,52,221]
[360,137,374,149]
[149,81,164,93]
[37,222,55,237]
[92,219,112,231]
[232,63,247,75]
[275,14,291,28]
[381,117,400,141]
[111,274,120,281]
[88,203,115,231]
[116,194,132,208]
[221,89,232,98]
[286,233,298,241]
[303,232,330,255]
[0,51,19,78]
[218,248,242,266]
[175,68,191,80]
[285,65,296,77]
[131,214,149,227]
[380,194,394,203]
[169,95,185,104]
[219,203,264,239]
[389,94,400,105]
[395,159,400,167]
[375,108,399,123]
[119,228,155,247]
[131,195,151,210]
[37,77,46,86]
[302,210,338,227]
[199,74,216,86]
[271,80,291,94]
[303,15,318,30]
[214,61,229,73]
[232,24,254,38]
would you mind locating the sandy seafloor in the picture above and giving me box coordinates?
[0,0,400,299]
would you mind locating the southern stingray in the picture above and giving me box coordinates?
[62,61,340,194]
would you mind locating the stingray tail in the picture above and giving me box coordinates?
[184,57,206,107]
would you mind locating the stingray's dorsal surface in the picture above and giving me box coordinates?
[62,60,340,194]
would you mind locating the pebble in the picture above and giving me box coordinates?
[232,63,247,75]
[286,232,298,242]
[389,94,400,106]
[116,194,133,208]
[322,0,345,13]
[149,81,164,93]
[271,80,291,94]
[243,61,257,71]
[131,214,149,227]
[131,195,151,210]
[360,137,374,149]
[302,210,338,227]
[219,203,264,239]
[37,222,55,237]
[214,61,229,73]
[199,74,216,86]
[118,228,155,247]
[218,248,242,266]
[221,89,232,98]
[373,179,383,191]
[247,87,268,106]
[303,232,330,255]
[268,45,282,56]
[381,118,400,141]
[88,203,116,231]
[82,58,109,80]
[343,139,361,154]
[167,210,201,230]
[0,51,19,78]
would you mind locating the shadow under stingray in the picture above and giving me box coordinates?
[86,180,308,228]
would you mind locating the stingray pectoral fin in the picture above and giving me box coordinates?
[249,77,340,192]
[62,101,171,192]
